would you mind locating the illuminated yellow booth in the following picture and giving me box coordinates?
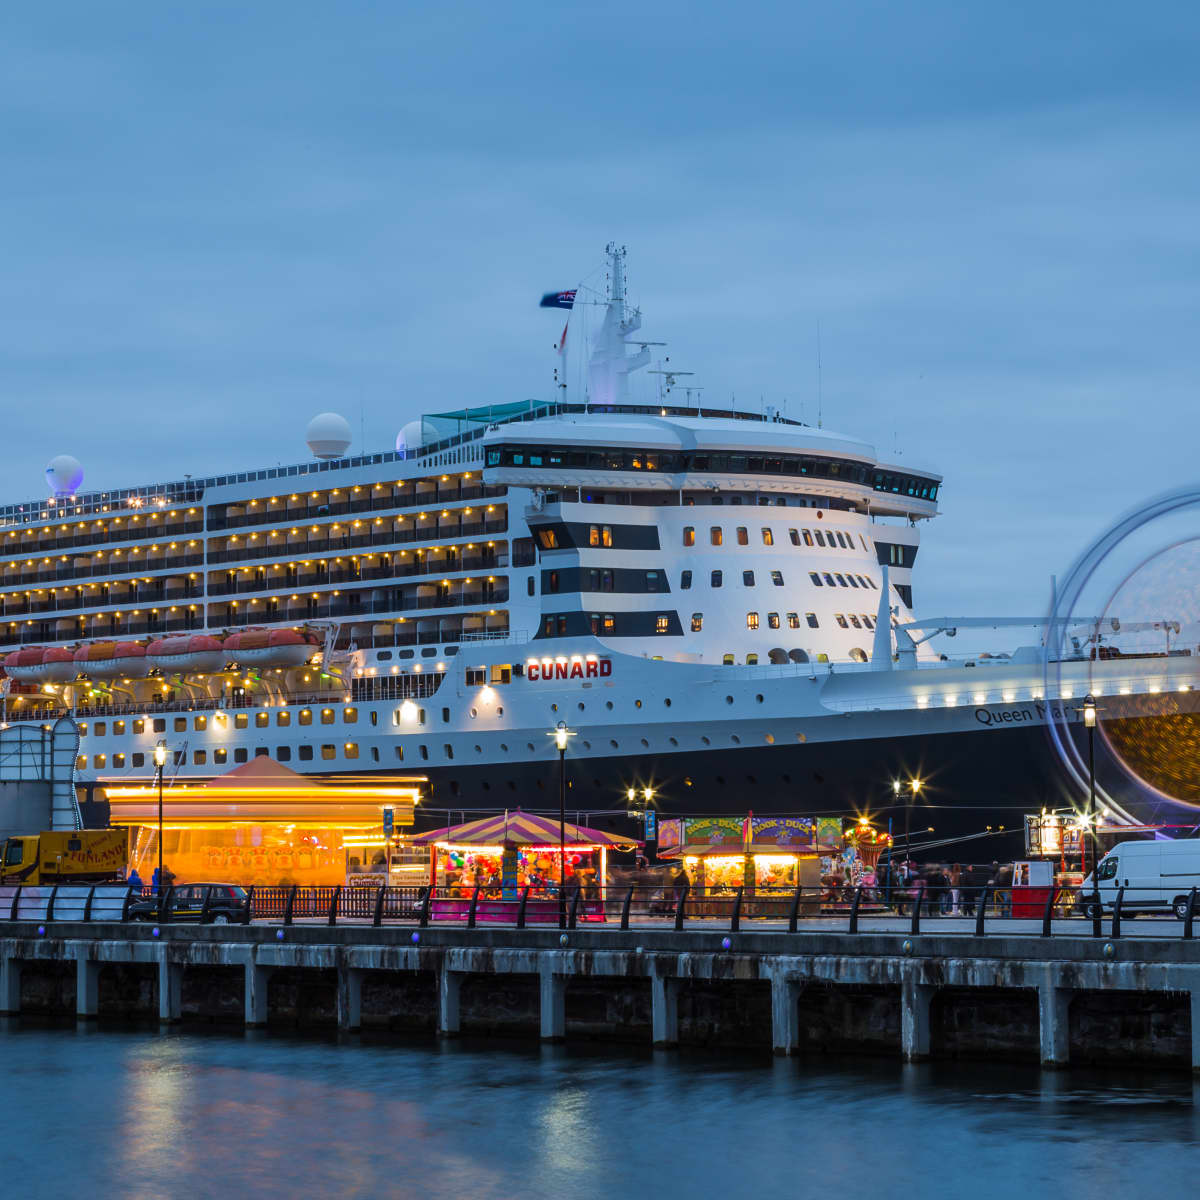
[105,757,422,888]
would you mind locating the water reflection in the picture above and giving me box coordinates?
[0,1027,1196,1199]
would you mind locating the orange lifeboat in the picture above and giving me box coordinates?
[224,628,317,668]
[73,641,150,680]
[147,634,225,675]
[3,646,77,684]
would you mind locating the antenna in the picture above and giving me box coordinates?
[817,322,823,429]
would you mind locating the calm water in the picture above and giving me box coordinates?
[2,1022,1199,1198]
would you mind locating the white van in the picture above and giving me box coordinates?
[1081,839,1200,919]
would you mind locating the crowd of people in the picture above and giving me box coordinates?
[875,860,1016,915]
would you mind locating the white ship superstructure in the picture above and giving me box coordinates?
[3,246,1197,843]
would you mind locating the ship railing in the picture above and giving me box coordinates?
[1,882,1197,941]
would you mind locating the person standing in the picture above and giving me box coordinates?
[950,863,962,916]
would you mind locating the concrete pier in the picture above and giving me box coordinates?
[3,922,1200,1071]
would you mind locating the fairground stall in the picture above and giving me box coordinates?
[413,809,639,923]
[104,757,423,888]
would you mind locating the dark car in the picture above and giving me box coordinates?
[130,884,249,924]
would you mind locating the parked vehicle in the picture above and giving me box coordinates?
[0,830,128,885]
[1080,839,1200,919]
[129,883,249,924]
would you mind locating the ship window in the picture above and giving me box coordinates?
[192,715,206,731]
[344,742,359,759]
[276,746,291,761]
[849,615,862,628]
[710,526,723,546]
[377,651,392,661]
[822,573,835,586]
[234,714,248,729]
[547,571,559,593]
[806,613,819,628]
[847,575,859,588]
[171,717,185,733]
[133,719,145,733]
[742,570,755,587]
[298,745,313,761]
[835,574,847,587]
[93,754,106,768]
[683,526,695,547]
[193,750,207,765]
[321,708,335,724]
[256,711,269,727]
[736,527,748,545]
[802,529,814,547]
[419,744,429,760]
[589,613,601,634]
[539,529,559,550]
[771,570,783,586]
[849,648,868,663]
[466,668,486,686]
[691,613,703,632]
[837,533,849,548]
[835,614,849,628]
[809,572,823,587]
[133,752,146,768]
[276,711,290,726]
[321,744,336,760]
[603,614,615,633]
[722,654,734,665]
[490,664,511,684]
[343,707,358,723]
[234,748,248,763]
[747,612,760,630]
[789,529,800,546]
[745,654,758,665]
[768,612,780,629]
[394,746,404,761]
[113,753,125,768]
[761,528,773,546]
[528,576,535,596]
[787,612,800,629]
[681,570,692,590]
[645,571,661,591]
[299,709,312,725]
[76,755,86,770]
[655,615,669,634]
[815,531,826,547]
[863,615,875,629]
[711,570,723,588]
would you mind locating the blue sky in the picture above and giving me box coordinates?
[2,2,1198,622]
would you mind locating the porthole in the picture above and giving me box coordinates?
[725,695,734,704]
[635,699,642,708]
[469,708,478,718]
[610,739,619,749]
[497,706,503,717]
[606,701,614,710]
[684,777,693,787]
[500,743,508,752]
[756,694,764,703]
[583,740,592,750]
[577,702,585,711]
[701,736,711,746]
[551,703,558,712]
[664,698,672,707]
[475,744,482,753]
[764,733,775,744]
[731,734,741,745]
[526,742,535,752]
[669,736,678,747]
[641,738,649,748]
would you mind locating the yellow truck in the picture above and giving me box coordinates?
[0,830,129,885]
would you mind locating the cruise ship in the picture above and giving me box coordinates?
[3,246,1198,854]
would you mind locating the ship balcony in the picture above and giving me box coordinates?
[215,586,510,626]
[0,552,205,589]
[0,518,205,559]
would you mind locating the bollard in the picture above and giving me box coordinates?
[673,880,689,932]
[788,886,802,934]
[1185,888,1197,941]
[83,885,96,923]
[9,885,21,921]
[730,886,743,933]
[45,885,58,922]
[199,885,212,924]
[848,886,863,934]
[568,885,582,930]
[467,885,480,930]
[1041,887,1058,937]
[284,884,297,926]
[327,885,341,927]
[1111,886,1124,938]
[910,885,925,936]
[373,884,386,927]
[158,884,174,925]
[620,886,634,932]
[517,886,531,929]
[419,885,432,928]
[242,884,255,926]
[1090,886,1103,939]
[120,885,133,923]
[975,887,990,937]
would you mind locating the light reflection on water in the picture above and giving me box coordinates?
[1,1023,1198,1199]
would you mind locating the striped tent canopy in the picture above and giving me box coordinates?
[413,809,638,848]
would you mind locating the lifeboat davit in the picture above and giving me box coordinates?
[147,634,226,675]
[73,641,150,680]
[224,629,316,669]
[3,646,77,684]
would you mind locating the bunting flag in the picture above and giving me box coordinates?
[539,289,577,309]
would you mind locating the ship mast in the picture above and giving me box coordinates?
[587,243,652,405]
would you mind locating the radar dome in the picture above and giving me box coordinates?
[306,412,352,460]
[45,454,84,497]
[395,419,426,455]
